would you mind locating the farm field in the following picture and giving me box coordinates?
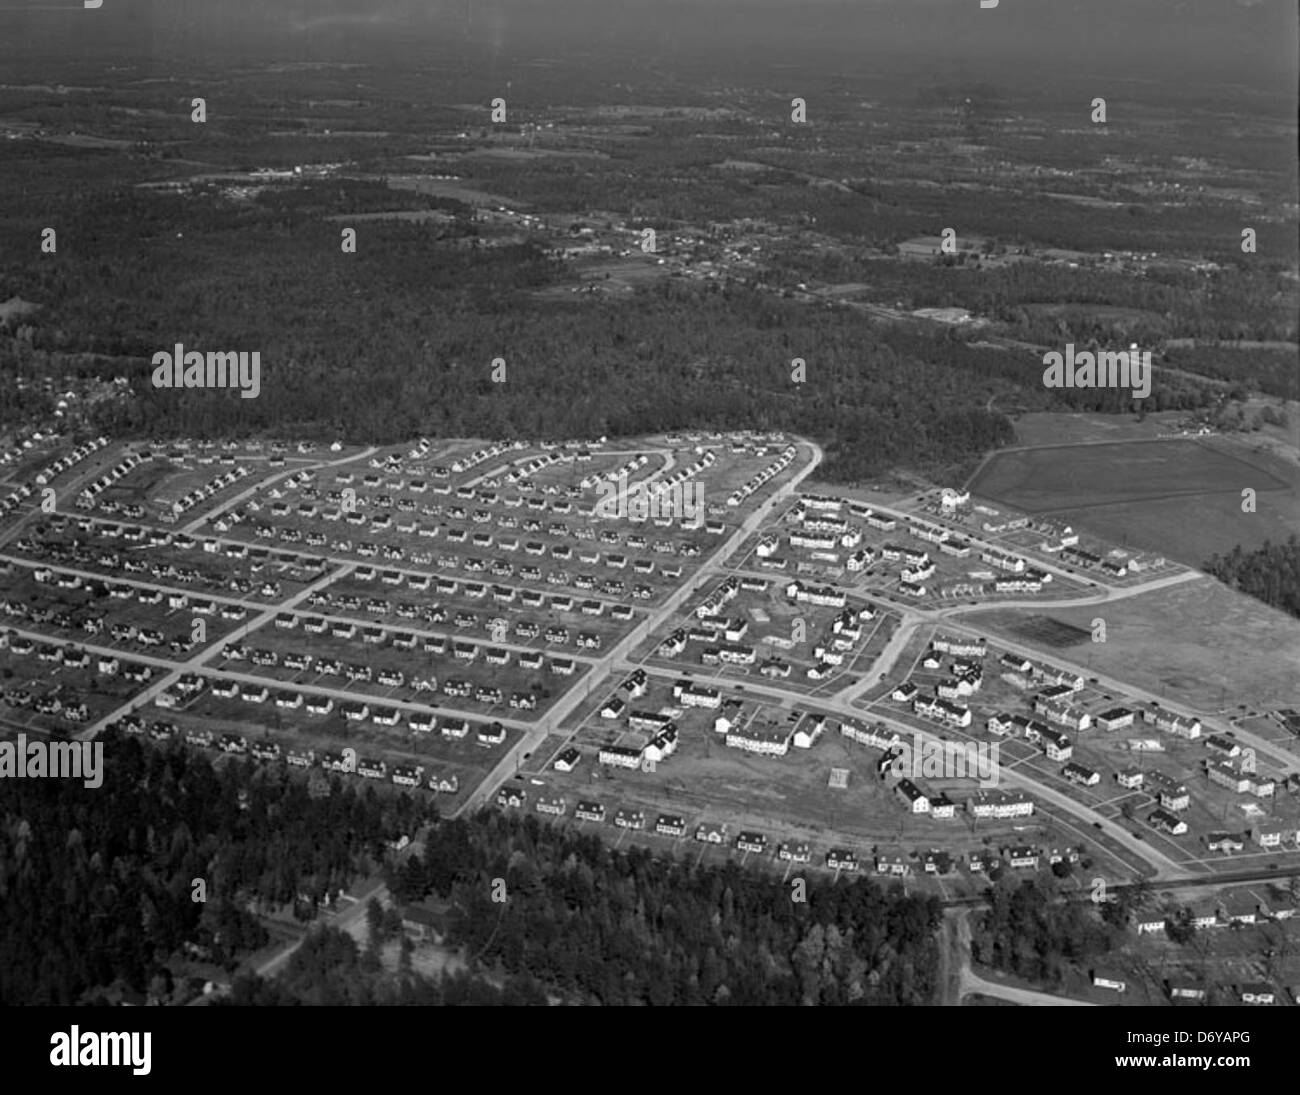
[972,439,1286,511]
[384,174,525,208]
[960,577,1300,717]
[970,438,1298,565]
[1052,491,1296,565]
[1006,411,1179,449]
[1008,407,1298,455]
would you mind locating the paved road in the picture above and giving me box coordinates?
[943,861,1300,909]
[254,876,388,981]
[826,491,1091,587]
[179,446,378,535]
[4,617,549,743]
[828,567,1203,708]
[75,562,356,741]
[11,433,1269,883]
[623,658,1185,880]
[454,439,826,816]
[46,507,638,612]
[15,441,819,785]
[457,444,675,491]
[936,614,1300,777]
[1,551,265,611]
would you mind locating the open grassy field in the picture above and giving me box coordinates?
[1020,303,1167,325]
[385,174,524,208]
[973,439,1285,511]
[1048,489,1296,563]
[1003,615,1094,649]
[1007,411,1185,448]
[970,438,1297,565]
[961,575,1300,715]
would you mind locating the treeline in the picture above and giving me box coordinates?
[1163,345,1300,402]
[970,873,1117,986]
[1205,535,1300,619]
[387,810,942,1006]
[250,179,474,220]
[0,732,432,1005]
[776,249,1297,348]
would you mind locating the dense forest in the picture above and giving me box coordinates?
[1,173,1236,482]
[2,196,1028,481]
[1162,345,1299,402]
[385,810,942,1005]
[969,873,1117,985]
[0,731,431,1005]
[1204,535,1300,620]
[2,733,942,1006]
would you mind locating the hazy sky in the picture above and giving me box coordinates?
[2,0,1294,90]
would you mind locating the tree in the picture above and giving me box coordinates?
[365,897,385,952]
[1164,908,1195,945]
[1128,880,1153,912]
[1100,894,1131,930]
[383,904,404,940]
